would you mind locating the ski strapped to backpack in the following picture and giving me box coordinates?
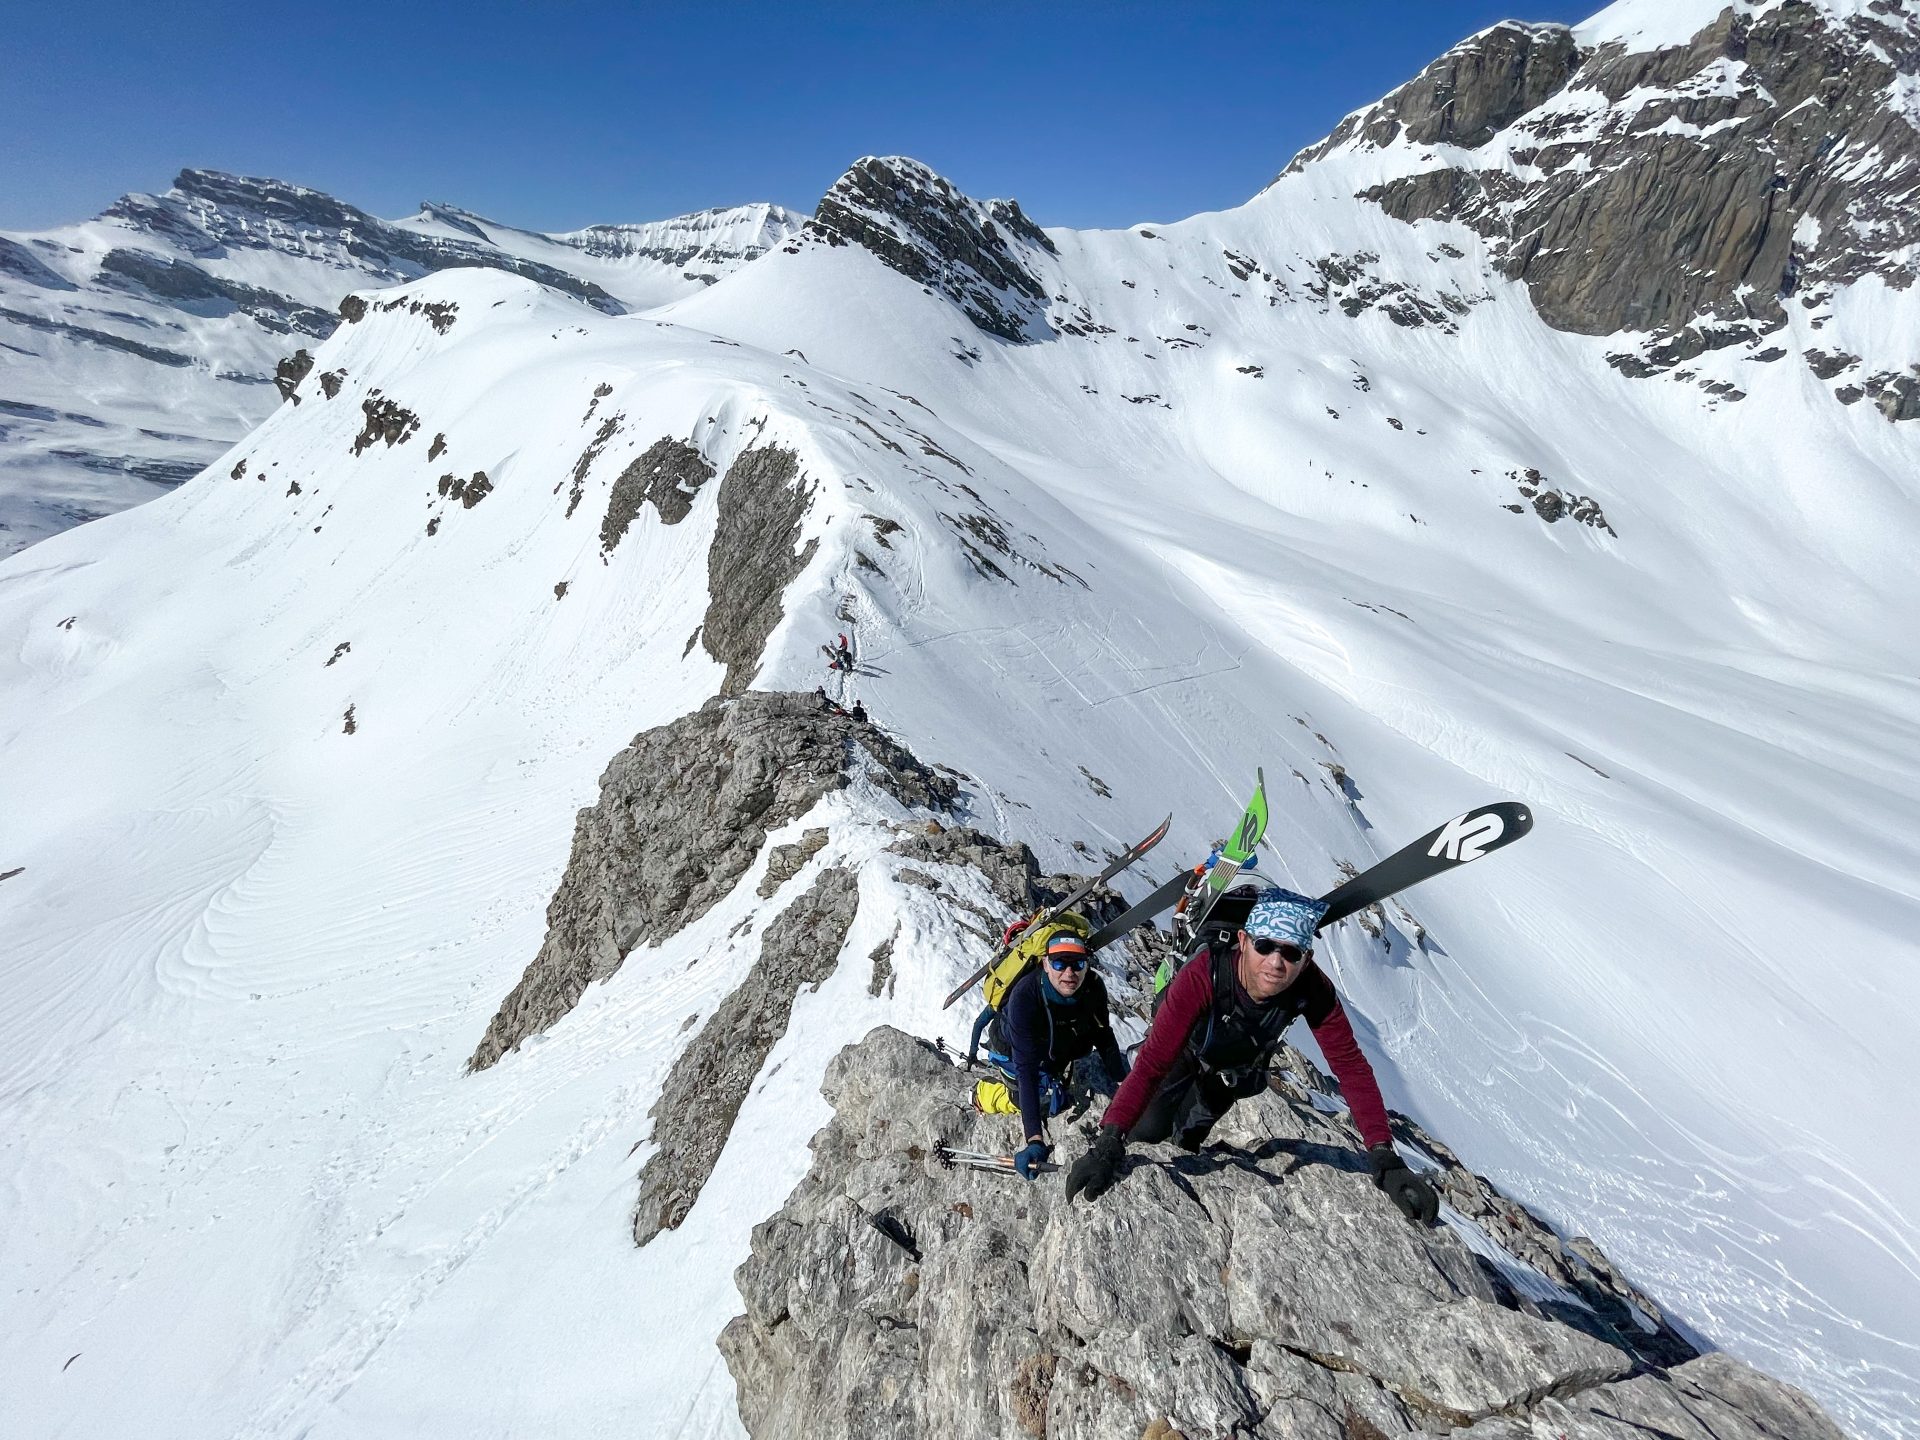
[1313,801,1532,930]
[1084,771,1268,954]
[939,813,1171,1010]
[1086,799,1534,952]
[1179,768,1270,938]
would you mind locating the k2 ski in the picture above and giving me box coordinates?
[940,812,1172,1009]
[1315,801,1532,930]
[1088,798,1532,951]
[1182,768,1270,936]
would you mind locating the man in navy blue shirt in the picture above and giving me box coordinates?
[983,933,1129,1179]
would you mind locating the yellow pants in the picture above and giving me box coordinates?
[972,1077,1019,1115]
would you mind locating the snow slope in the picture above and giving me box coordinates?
[4,10,1919,1440]
[0,171,803,556]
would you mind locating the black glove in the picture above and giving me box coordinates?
[1064,1129,1127,1203]
[1368,1144,1439,1225]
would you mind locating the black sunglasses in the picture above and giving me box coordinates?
[1046,955,1089,972]
[1250,937,1309,963]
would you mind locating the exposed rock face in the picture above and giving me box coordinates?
[758,827,830,898]
[1290,6,1920,405]
[468,692,956,1069]
[273,349,314,404]
[350,394,421,455]
[601,435,717,550]
[702,446,817,695]
[721,1026,1846,1440]
[1302,22,1580,153]
[98,247,336,336]
[633,865,860,1246]
[804,156,1058,343]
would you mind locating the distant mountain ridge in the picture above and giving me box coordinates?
[0,170,804,554]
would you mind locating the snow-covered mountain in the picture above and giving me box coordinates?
[0,170,804,554]
[3,2,1917,1437]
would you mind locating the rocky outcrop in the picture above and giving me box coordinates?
[1296,22,1579,156]
[633,866,860,1246]
[701,446,817,695]
[468,692,956,1069]
[601,435,716,550]
[1292,5,1920,408]
[273,348,314,404]
[350,394,421,455]
[721,1026,1846,1440]
[804,157,1058,343]
[96,247,335,336]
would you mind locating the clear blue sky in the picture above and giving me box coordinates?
[7,1,1600,233]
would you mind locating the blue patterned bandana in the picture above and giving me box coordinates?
[1243,887,1328,948]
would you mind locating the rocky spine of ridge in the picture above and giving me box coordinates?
[1288,3,1920,418]
[721,1025,1847,1440]
[802,156,1059,343]
[468,692,959,1070]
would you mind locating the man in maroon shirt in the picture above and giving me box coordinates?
[1064,885,1439,1224]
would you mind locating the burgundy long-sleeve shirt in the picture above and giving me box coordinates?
[1102,950,1393,1148]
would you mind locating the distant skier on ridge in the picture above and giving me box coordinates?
[1065,885,1439,1224]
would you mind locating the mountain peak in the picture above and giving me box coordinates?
[1281,0,1920,416]
[1283,21,1578,170]
[803,155,1058,343]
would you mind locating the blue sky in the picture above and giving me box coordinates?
[7,1,1600,233]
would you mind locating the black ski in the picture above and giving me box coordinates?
[940,813,1172,1010]
[1315,801,1533,930]
[1087,800,1534,951]
[1085,869,1193,951]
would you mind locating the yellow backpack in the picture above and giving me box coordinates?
[981,911,1092,1011]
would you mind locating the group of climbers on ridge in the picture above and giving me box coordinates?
[820,616,1433,1221]
[971,881,1440,1223]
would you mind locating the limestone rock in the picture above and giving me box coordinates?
[804,156,1057,343]
[272,348,314,403]
[759,827,830,898]
[469,692,954,1069]
[720,1025,1841,1440]
[1290,4,1920,406]
[602,435,717,548]
[702,446,818,695]
[633,865,860,1245]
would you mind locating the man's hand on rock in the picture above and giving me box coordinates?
[1367,1144,1440,1225]
[1014,1140,1052,1181]
[1065,1128,1126,1202]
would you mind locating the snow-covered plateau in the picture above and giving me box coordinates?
[3,1,1917,1437]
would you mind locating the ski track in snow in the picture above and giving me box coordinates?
[2,130,1919,1440]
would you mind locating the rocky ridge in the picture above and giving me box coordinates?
[721,1025,1846,1440]
[469,691,958,1070]
[801,156,1060,343]
[1287,3,1920,417]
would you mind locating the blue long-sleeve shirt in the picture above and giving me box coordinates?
[999,967,1125,1142]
